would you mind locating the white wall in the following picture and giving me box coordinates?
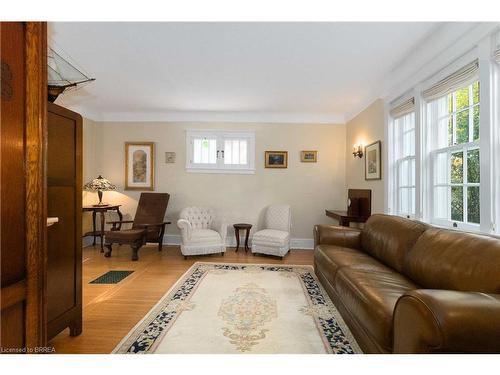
[82,121,347,247]
[345,99,386,214]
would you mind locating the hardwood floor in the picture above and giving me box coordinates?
[49,244,314,354]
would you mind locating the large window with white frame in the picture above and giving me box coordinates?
[393,112,416,217]
[186,130,255,173]
[387,29,500,235]
[427,81,481,230]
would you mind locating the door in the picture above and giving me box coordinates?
[46,103,82,340]
[0,22,47,352]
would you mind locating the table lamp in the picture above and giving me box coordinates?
[83,175,116,206]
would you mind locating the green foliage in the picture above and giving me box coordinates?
[467,149,480,183]
[456,87,469,110]
[451,186,463,221]
[473,81,480,104]
[449,149,480,224]
[447,82,480,146]
[456,109,469,144]
[451,152,463,183]
[467,187,480,224]
[447,117,455,147]
[445,82,481,225]
[473,105,480,140]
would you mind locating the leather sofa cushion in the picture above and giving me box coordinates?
[335,264,419,351]
[314,245,384,285]
[404,228,500,293]
[361,214,428,273]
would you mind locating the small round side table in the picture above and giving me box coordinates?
[233,223,252,252]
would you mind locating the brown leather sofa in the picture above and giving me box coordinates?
[314,214,500,353]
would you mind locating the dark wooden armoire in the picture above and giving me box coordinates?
[46,102,82,340]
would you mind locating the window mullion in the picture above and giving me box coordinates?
[447,149,452,221]
[452,92,457,145]
[463,146,468,223]
[396,159,401,214]
[468,85,474,142]
[477,47,493,232]
[217,136,223,168]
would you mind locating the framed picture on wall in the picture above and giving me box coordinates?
[125,142,155,190]
[265,151,288,168]
[365,141,381,180]
[300,150,317,162]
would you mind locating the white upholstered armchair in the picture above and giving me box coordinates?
[252,204,291,258]
[177,207,227,259]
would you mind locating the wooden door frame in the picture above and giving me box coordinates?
[24,21,48,348]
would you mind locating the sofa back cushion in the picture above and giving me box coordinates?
[404,228,500,293]
[361,214,428,273]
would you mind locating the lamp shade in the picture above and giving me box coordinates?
[83,175,116,192]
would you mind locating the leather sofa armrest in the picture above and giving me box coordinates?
[177,219,192,241]
[393,289,500,353]
[313,224,362,250]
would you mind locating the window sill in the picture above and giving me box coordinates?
[186,168,255,175]
[426,218,499,239]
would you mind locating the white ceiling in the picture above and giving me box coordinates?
[49,22,442,123]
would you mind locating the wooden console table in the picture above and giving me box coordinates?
[326,189,372,227]
[325,210,369,227]
[83,205,122,252]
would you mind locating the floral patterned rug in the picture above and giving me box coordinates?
[113,262,361,354]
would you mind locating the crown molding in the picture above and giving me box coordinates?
[382,22,499,103]
[345,22,500,124]
[70,109,346,125]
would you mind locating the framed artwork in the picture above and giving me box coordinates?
[365,141,381,180]
[301,150,317,163]
[265,151,288,168]
[125,142,155,190]
[165,152,176,163]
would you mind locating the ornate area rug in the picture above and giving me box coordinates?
[113,262,361,354]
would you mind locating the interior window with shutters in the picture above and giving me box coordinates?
[193,137,217,165]
[186,130,255,173]
[394,112,416,217]
[427,81,481,229]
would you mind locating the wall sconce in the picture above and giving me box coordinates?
[352,144,363,158]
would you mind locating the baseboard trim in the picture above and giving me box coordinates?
[82,237,94,248]
[290,238,314,250]
[163,234,314,250]
[83,233,314,250]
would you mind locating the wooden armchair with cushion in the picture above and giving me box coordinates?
[104,193,171,261]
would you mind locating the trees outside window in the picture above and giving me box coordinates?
[429,81,481,228]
